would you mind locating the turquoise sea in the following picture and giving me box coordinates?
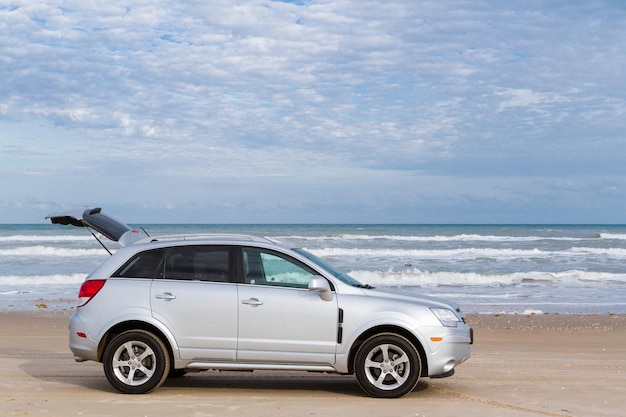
[1,223,625,314]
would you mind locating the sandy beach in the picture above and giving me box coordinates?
[1,310,624,417]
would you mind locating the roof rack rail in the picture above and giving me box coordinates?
[147,233,277,244]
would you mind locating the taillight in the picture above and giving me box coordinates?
[77,279,106,307]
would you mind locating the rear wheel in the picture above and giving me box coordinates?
[103,330,170,394]
[354,333,421,398]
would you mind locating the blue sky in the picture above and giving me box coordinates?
[1,0,625,224]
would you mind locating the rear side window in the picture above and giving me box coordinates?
[164,246,234,282]
[113,248,166,278]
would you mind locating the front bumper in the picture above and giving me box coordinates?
[424,323,472,376]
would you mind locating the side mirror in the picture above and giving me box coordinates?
[308,276,333,301]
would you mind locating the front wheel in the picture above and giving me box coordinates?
[354,333,421,398]
[103,330,170,394]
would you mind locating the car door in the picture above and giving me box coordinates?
[236,247,338,365]
[150,245,238,361]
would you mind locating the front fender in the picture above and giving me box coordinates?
[336,310,438,373]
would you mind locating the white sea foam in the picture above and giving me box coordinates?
[570,247,626,256]
[521,309,545,315]
[0,246,111,257]
[0,273,86,286]
[307,246,626,260]
[0,234,93,242]
[282,234,588,243]
[599,233,626,240]
[348,269,626,287]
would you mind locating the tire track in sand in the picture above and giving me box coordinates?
[427,383,574,417]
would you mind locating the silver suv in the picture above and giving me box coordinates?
[48,208,472,398]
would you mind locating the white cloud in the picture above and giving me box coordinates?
[497,88,547,110]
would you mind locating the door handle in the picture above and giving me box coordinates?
[155,292,176,301]
[241,298,263,306]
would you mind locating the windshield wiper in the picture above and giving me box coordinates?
[353,283,375,289]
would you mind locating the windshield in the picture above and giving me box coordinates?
[293,248,364,287]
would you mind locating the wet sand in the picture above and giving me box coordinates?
[1,311,624,417]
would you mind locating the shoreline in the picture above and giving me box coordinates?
[1,311,624,416]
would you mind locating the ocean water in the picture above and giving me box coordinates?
[1,223,625,314]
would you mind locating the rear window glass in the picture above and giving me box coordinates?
[113,248,166,278]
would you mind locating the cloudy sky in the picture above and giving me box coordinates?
[1,0,625,224]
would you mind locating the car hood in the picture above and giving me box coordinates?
[46,207,143,247]
[364,286,464,315]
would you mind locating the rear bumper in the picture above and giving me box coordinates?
[68,313,99,362]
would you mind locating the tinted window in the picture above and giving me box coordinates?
[113,248,165,278]
[243,247,316,288]
[164,246,233,282]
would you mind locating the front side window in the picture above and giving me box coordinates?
[164,246,233,282]
[243,247,316,288]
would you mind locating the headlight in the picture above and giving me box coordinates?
[431,308,461,327]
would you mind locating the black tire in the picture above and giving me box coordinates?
[103,330,170,394]
[354,333,421,398]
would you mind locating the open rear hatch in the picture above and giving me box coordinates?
[46,207,144,253]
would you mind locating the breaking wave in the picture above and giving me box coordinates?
[349,269,626,287]
[0,273,87,286]
[307,246,626,260]
[0,246,112,257]
[0,234,93,242]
